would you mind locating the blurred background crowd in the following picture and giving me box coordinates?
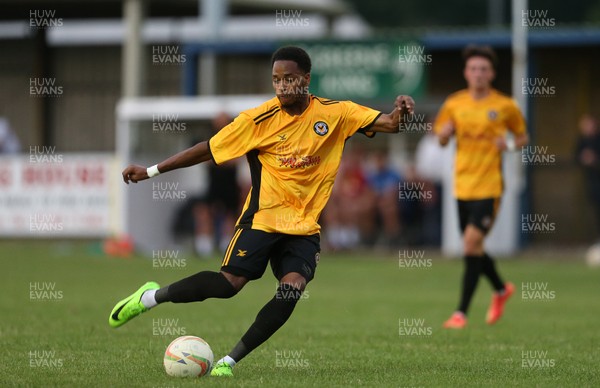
[1,0,600,257]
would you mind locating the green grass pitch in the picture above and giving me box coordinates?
[1,241,598,387]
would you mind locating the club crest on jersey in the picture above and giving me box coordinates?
[313,121,329,136]
[488,110,498,120]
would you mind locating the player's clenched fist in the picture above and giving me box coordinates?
[395,95,415,114]
[122,164,149,184]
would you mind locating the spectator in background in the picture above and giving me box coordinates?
[575,114,600,240]
[172,113,242,256]
[414,130,448,246]
[194,112,241,255]
[367,151,402,248]
[397,164,427,245]
[322,146,376,250]
[0,117,21,153]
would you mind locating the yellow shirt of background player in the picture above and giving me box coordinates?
[434,89,526,200]
[208,95,381,235]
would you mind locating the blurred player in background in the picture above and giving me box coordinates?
[109,46,415,376]
[414,128,448,246]
[192,112,241,256]
[575,114,600,241]
[322,145,376,250]
[0,117,21,153]
[434,45,528,329]
[367,151,402,248]
[171,113,241,256]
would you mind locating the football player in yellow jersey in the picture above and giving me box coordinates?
[434,45,528,329]
[109,46,415,376]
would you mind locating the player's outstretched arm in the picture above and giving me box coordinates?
[369,95,415,133]
[122,141,212,184]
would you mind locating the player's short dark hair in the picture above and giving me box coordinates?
[271,46,312,74]
[462,45,497,69]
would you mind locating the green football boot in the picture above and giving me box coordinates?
[210,361,234,377]
[108,281,160,328]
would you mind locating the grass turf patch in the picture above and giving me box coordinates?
[1,241,598,387]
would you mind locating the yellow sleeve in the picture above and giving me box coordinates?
[433,99,453,135]
[340,101,382,138]
[208,113,257,165]
[505,99,527,135]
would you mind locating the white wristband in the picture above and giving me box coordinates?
[506,138,516,152]
[147,164,161,178]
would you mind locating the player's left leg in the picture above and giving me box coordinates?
[109,227,271,328]
[444,200,484,329]
[462,224,486,308]
[454,224,486,320]
[212,272,307,377]
[476,198,506,292]
[211,234,319,377]
[471,198,514,324]
[464,198,514,325]
[109,270,244,328]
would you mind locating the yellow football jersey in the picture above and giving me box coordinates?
[209,95,381,235]
[434,89,526,200]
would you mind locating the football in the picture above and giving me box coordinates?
[585,243,600,268]
[163,336,214,377]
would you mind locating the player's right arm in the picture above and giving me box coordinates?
[122,113,257,184]
[122,141,212,184]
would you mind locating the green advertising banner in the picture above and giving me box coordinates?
[292,41,428,100]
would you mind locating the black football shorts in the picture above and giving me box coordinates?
[220,228,320,282]
[457,198,500,234]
